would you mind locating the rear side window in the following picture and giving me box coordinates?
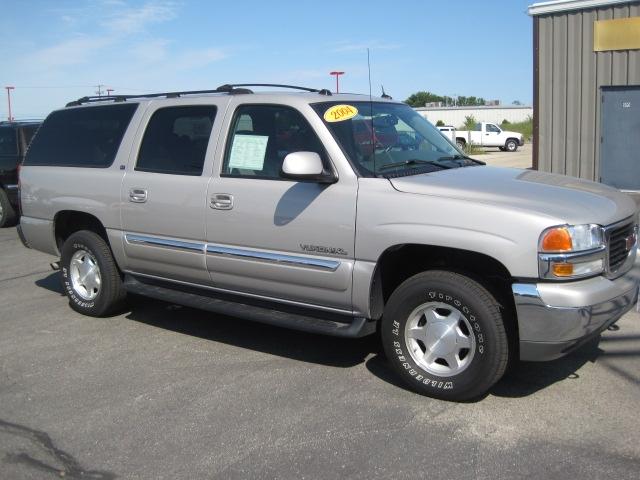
[136,106,217,176]
[0,127,17,155]
[24,104,137,167]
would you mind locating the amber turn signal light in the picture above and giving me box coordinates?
[552,263,574,276]
[541,227,572,252]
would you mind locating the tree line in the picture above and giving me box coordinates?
[405,91,486,107]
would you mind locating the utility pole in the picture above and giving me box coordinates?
[5,86,14,121]
[329,71,344,94]
[95,84,105,97]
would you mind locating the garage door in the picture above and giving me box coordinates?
[600,86,640,190]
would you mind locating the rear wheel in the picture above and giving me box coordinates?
[381,270,509,401]
[456,139,465,149]
[60,230,126,316]
[0,188,17,228]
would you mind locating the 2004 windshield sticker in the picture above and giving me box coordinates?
[324,104,358,123]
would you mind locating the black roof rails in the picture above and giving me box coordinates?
[216,83,332,96]
[66,83,332,107]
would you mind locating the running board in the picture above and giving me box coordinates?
[123,274,376,338]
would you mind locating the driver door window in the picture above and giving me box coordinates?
[221,105,327,179]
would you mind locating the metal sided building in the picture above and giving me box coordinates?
[529,0,640,191]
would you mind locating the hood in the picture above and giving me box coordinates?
[502,130,523,138]
[390,166,637,226]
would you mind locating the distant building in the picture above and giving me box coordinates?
[484,99,501,106]
[529,0,640,191]
[414,105,533,128]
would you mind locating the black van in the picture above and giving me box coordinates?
[0,120,41,227]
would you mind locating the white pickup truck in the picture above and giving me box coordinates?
[456,122,524,152]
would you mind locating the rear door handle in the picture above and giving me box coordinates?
[211,193,233,210]
[129,188,148,203]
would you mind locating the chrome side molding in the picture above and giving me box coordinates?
[124,234,205,253]
[123,233,342,271]
[206,244,341,271]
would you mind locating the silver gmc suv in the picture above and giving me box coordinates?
[17,84,639,401]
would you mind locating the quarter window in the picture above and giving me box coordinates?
[136,106,217,176]
[222,105,326,179]
[23,104,137,167]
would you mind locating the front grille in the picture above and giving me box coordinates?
[607,222,636,272]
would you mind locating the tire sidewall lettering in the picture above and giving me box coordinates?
[389,288,488,391]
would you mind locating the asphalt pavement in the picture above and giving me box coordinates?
[1,225,639,479]
[475,143,533,169]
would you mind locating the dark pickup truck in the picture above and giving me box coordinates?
[0,120,40,227]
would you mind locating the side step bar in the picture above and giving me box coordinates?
[123,274,376,338]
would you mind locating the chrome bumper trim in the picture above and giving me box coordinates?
[513,269,639,360]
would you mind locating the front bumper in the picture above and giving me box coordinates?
[518,138,525,146]
[513,267,639,361]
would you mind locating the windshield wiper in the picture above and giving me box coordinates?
[378,159,452,172]
[438,154,486,165]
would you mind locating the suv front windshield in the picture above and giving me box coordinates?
[313,101,480,177]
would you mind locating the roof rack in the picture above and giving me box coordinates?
[215,83,332,96]
[66,83,332,107]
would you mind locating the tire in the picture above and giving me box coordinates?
[381,270,509,401]
[60,230,126,317]
[505,139,518,152]
[456,139,465,149]
[0,188,17,228]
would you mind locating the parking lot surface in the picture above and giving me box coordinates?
[1,225,639,479]
[476,143,533,169]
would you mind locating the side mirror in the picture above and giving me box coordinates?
[281,152,336,184]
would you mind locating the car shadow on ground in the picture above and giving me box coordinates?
[34,272,638,398]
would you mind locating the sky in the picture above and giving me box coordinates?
[1,0,534,119]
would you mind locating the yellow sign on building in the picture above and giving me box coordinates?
[594,17,640,52]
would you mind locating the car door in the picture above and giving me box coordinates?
[204,101,357,312]
[121,101,223,284]
[484,123,501,146]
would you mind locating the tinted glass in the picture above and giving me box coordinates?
[486,124,500,133]
[222,105,326,179]
[136,106,216,176]
[24,104,137,167]
[0,127,17,155]
[313,102,475,178]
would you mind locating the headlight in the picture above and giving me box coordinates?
[539,224,604,253]
[538,224,605,279]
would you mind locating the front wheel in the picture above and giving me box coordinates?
[60,230,126,316]
[505,139,518,152]
[381,271,509,401]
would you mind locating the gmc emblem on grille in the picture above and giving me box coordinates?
[625,233,637,251]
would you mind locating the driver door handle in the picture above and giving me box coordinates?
[211,193,234,210]
[129,188,148,203]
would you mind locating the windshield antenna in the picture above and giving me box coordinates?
[367,47,376,175]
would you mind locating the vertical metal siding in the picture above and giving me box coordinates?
[536,1,640,181]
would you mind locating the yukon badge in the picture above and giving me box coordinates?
[300,243,348,256]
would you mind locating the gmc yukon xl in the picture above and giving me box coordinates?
[17,85,639,400]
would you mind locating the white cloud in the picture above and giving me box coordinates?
[27,35,112,68]
[103,0,178,35]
